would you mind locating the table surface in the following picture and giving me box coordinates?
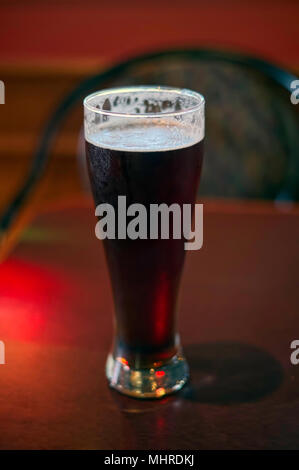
[0,199,299,450]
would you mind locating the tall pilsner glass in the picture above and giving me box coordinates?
[84,86,205,398]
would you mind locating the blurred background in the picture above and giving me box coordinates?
[0,0,299,450]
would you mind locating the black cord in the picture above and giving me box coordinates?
[0,48,297,232]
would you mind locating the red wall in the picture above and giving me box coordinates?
[0,0,298,69]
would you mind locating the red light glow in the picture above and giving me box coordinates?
[0,258,67,342]
[155,370,165,378]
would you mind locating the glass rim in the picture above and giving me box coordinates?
[83,85,205,118]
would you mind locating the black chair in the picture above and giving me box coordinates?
[1,48,298,254]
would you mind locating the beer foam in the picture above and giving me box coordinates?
[85,120,204,152]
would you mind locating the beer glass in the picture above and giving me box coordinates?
[84,86,205,398]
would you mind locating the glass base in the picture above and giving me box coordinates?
[106,352,189,399]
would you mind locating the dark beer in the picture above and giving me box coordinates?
[86,122,203,368]
[84,86,205,397]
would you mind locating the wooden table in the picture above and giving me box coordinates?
[0,199,298,450]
